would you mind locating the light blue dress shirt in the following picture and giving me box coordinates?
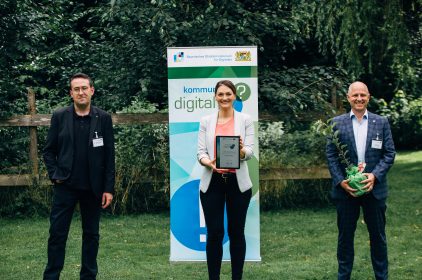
[350,110,368,164]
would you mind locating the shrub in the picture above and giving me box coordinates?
[259,65,349,127]
[258,122,331,209]
[260,179,332,210]
[377,90,422,149]
[112,98,169,214]
[259,122,327,168]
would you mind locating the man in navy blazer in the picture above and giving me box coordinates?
[43,73,115,280]
[326,81,395,280]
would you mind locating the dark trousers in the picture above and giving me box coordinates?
[43,186,101,280]
[200,173,252,280]
[335,193,388,280]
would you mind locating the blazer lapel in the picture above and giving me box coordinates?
[208,112,218,160]
[345,115,358,156]
[234,111,241,136]
[66,105,74,146]
[365,112,376,154]
[89,106,99,147]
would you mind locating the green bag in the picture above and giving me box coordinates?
[346,166,366,196]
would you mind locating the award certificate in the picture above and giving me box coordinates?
[216,136,240,169]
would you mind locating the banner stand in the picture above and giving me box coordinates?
[168,46,260,262]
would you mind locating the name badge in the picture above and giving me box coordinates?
[371,139,382,149]
[93,138,104,147]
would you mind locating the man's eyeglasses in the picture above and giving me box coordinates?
[72,86,90,93]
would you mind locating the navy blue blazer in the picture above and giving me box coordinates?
[43,105,115,198]
[326,111,396,200]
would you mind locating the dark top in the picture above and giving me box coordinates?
[68,109,91,190]
[43,105,116,198]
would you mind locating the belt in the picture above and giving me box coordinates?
[220,172,235,178]
[214,172,236,183]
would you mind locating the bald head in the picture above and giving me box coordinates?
[348,81,369,96]
[347,81,370,115]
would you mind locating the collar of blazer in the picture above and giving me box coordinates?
[65,105,100,146]
[343,110,379,158]
[209,110,242,136]
[365,111,379,153]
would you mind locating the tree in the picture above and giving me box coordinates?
[303,0,422,100]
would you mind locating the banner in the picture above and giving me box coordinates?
[168,46,260,261]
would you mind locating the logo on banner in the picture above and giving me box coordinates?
[235,51,251,62]
[174,52,184,62]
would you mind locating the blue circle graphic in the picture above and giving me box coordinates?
[233,97,243,112]
[171,179,228,251]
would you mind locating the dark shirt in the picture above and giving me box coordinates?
[68,109,91,190]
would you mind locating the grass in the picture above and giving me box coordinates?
[0,151,421,279]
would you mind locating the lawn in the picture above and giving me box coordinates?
[1,151,421,279]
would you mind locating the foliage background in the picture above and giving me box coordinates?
[1,0,421,215]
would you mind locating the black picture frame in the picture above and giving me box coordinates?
[216,136,240,169]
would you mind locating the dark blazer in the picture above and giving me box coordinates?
[326,111,395,200]
[43,105,115,198]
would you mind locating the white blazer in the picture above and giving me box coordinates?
[197,111,254,193]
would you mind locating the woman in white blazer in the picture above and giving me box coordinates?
[197,80,254,280]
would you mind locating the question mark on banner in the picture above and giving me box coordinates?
[235,83,251,102]
[238,85,246,100]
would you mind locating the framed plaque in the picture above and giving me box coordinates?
[216,136,240,169]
